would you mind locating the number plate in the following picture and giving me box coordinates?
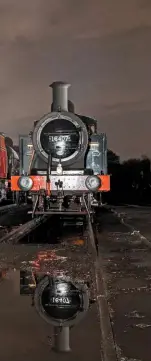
[50,296,72,305]
[49,135,71,142]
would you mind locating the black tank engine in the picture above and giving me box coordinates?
[11,81,110,218]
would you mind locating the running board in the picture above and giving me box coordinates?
[28,210,89,215]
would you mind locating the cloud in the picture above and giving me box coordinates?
[100,109,151,160]
[102,99,151,114]
[139,0,151,8]
[0,0,151,43]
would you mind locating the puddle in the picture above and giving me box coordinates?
[0,269,101,361]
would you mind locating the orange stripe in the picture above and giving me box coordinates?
[11,175,110,192]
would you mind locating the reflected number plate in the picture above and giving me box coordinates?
[50,296,71,305]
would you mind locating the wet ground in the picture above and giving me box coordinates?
[0,217,101,361]
[1,206,151,360]
[112,205,151,241]
[98,206,151,361]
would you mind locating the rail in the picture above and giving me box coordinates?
[0,203,31,216]
[0,203,17,215]
[86,213,118,361]
[0,215,49,244]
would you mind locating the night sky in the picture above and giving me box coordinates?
[0,0,151,160]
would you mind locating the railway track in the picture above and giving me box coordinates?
[0,203,33,239]
[0,203,31,220]
[0,203,18,215]
[0,215,50,244]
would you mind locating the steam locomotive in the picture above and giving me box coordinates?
[0,133,19,201]
[11,82,110,218]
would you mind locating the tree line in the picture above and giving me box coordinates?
[105,150,151,205]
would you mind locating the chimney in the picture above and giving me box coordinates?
[50,81,71,112]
